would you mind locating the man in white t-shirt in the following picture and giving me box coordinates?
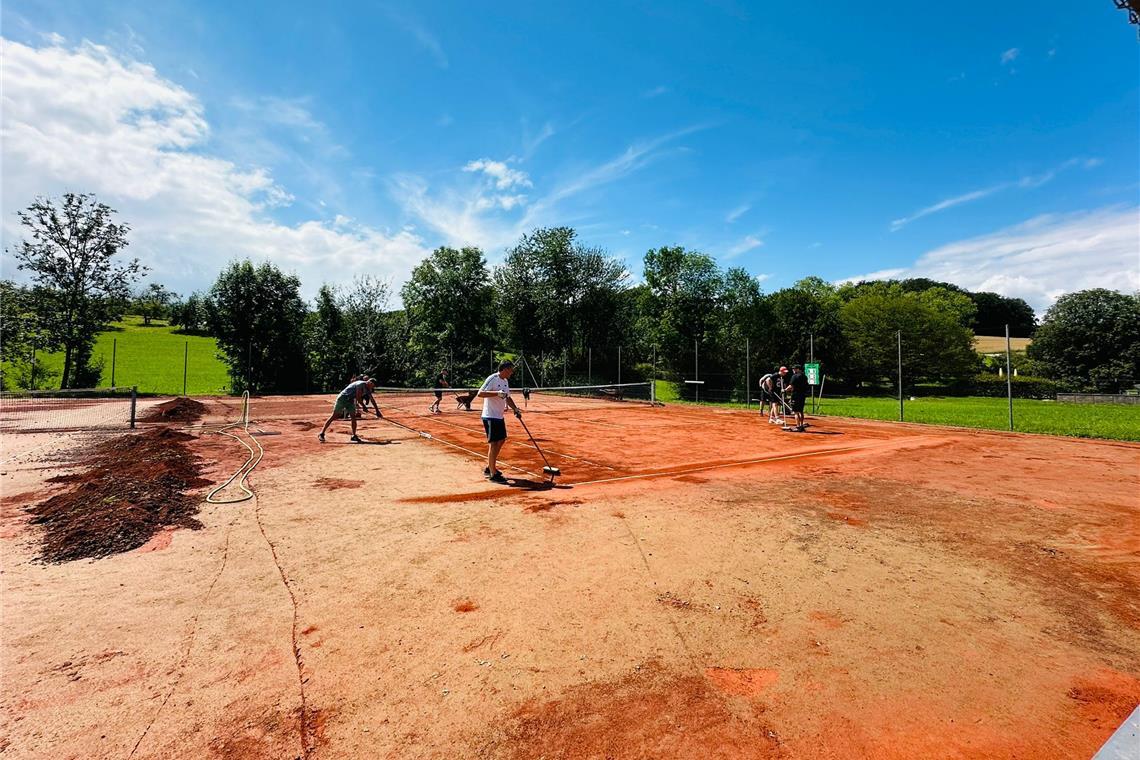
[477,360,522,483]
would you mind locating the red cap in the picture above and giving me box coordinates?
[779,366,788,373]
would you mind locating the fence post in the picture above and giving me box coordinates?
[183,341,189,397]
[563,349,567,385]
[617,346,621,386]
[745,337,750,409]
[588,347,592,384]
[694,339,699,403]
[1006,324,1014,432]
[111,338,117,388]
[130,385,137,429]
[897,330,904,422]
[30,341,37,389]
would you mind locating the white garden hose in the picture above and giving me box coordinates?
[204,392,263,504]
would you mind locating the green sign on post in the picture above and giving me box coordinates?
[805,362,821,385]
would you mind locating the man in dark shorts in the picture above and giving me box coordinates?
[429,370,449,414]
[476,360,522,483]
[318,377,380,443]
[784,364,808,432]
[758,371,780,424]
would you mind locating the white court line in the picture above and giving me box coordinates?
[569,441,896,486]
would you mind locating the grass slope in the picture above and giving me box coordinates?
[34,316,230,395]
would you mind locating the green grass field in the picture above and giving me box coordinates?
[652,380,1140,442]
[32,316,230,395]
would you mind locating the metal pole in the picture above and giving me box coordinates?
[130,386,137,429]
[897,330,903,422]
[588,347,592,384]
[183,341,189,397]
[617,346,621,386]
[810,332,815,414]
[694,339,699,403]
[1006,324,1014,432]
[30,341,37,389]
[111,338,117,387]
[745,337,750,408]
[563,349,567,385]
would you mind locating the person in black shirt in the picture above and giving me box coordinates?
[785,364,809,432]
[429,370,449,414]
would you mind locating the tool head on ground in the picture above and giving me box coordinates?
[542,465,561,481]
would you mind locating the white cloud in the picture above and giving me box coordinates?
[755,273,772,284]
[1001,47,1020,64]
[462,158,532,190]
[641,85,669,99]
[890,186,1004,231]
[0,37,430,298]
[890,157,1102,231]
[726,234,764,258]
[391,124,712,253]
[848,207,1139,312]
[725,203,750,224]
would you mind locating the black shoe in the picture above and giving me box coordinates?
[350,435,362,443]
[487,472,508,483]
[318,432,325,443]
[483,467,503,478]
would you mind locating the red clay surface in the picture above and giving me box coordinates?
[1,391,1137,759]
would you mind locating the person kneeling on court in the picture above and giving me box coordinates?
[318,377,380,443]
[478,360,522,483]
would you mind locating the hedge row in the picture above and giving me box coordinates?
[933,374,1061,400]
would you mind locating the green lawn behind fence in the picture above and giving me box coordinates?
[652,380,1140,442]
[32,316,230,395]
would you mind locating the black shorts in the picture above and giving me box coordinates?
[763,389,780,404]
[434,389,443,400]
[482,417,507,442]
[790,395,806,413]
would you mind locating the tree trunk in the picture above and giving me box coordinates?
[60,344,73,390]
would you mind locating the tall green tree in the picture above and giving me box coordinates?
[766,277,846,374]
[0,281,58,389]
[402,246,495,385]
[342,276,405,384]
[304,285,350,391]
[840,283,977,386]
[1027,289,1140,391]
[640,246,723,370]
[494,227,628,359]
[208,260,308,393]
[10,193,144,388]
[133,283,178,325]
[970,291,1036,337]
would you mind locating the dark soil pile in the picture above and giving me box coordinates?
[27,428,210,562]
[139,397,207,423]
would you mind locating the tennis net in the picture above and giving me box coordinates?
[0,387,139,433]
[371,381,656,415]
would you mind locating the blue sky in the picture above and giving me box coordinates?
[1,1,1137,311]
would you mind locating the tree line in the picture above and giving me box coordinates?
[3,193,1137,396]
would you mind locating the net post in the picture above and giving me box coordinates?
[130,385,137,429]
[897,330,904,422]
[111,338,117,388]
[1006,324,1014,432]
[183,341,189,397]
[745,337,750,409]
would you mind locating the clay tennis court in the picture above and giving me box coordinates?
[1,390,1138,758]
